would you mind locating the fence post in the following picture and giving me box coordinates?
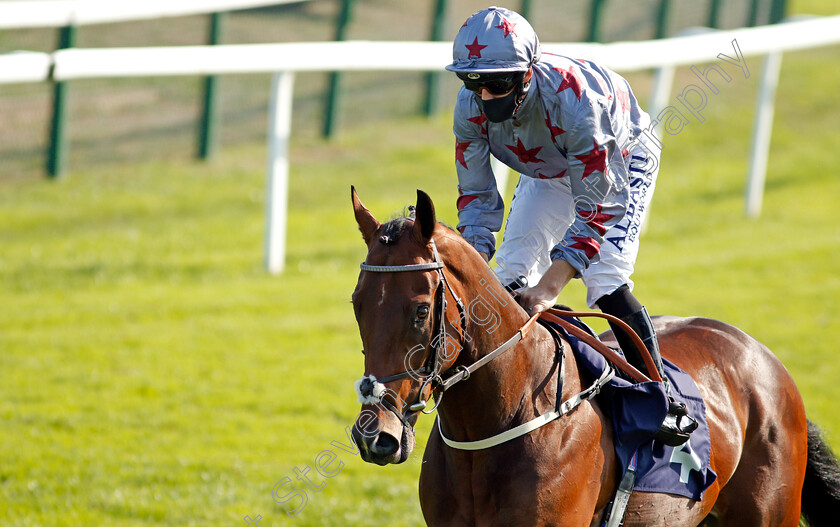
[747,0,761,26]
[587,0,607,42]
[198,12,225,160]
[745,52,782,218]
[323,0,354,138]
[655,0,670,38]
[47,24,76,179]
[770,0,786,23]
[648,66,674,142]
[422,0,448,116]
[266,71,296,274]
[707,0,721,28]
[519,0,532,19]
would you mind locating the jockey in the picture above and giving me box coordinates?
[446,7,697,445]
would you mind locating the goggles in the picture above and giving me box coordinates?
[456,72,524,95]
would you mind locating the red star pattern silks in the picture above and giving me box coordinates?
[468,114,488,135]
[573,140,607,179]
[495,19,517,38]
[544,110,565,141]
[456,187,478,213]
[537,170,567,179]
[505,138,545,164]
[456,140,471,169]
[616,88,631,113]
[596,77,609,97]
[457,195,478,211]
[465,37,487,59]
[570,236,601,259]
[576,204,616,236]
[553,66,582,100]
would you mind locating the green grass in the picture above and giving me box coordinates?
[2,32,840,527]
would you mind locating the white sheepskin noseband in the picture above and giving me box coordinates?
[354,375,386,404]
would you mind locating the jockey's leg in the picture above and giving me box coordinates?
[583,137,696,446]
[594,284,654,372]
[596,285,698,446]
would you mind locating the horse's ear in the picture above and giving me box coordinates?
[351,186,380,244]
[414,189,436,241]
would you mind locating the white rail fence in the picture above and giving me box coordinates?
[0,0,306,28]
[2,15,839,272]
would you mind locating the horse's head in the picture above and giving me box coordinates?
[349,187,480,465]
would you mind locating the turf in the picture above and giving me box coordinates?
[2,30,839,527]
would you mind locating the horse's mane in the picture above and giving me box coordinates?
[377,207,457,246]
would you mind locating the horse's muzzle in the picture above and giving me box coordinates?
[352,408,416,465]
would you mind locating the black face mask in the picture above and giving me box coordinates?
[476,78,530,123]
[478,89,518,123]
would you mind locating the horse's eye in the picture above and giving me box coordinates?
[416,305,430,320]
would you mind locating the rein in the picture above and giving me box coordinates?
[540,309,662,384]
[437,360,615,450]
[436,309,656,451]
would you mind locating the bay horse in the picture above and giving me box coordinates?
[349,187,840,526]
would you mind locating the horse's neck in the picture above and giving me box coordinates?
[437,272,562,442]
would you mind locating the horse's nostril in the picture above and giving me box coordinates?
[371,433,400,456]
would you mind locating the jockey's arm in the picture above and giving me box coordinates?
[453,91,504,259]
[518,259,576,315]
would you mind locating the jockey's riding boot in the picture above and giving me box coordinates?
[610,307,699,447]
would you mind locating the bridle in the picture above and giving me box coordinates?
[356,238,541,428]
[361,238,468,391]
[357,239,467,420]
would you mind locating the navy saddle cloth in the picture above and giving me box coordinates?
[543,316,717,501]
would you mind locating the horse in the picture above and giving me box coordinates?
[348,187,840,526]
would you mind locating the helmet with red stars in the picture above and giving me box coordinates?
[445,6,540,74]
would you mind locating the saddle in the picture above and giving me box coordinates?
[535,308,717,517]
